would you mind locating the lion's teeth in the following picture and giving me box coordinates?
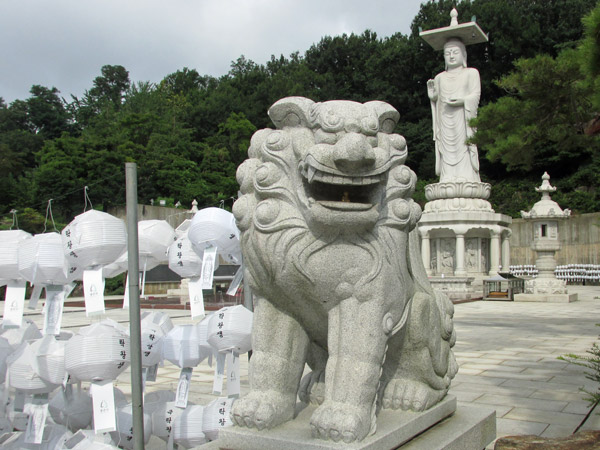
[307,166,316,183]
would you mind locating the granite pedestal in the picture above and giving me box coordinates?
[202,396,496,450]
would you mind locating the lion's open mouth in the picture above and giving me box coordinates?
[300,164,384,211]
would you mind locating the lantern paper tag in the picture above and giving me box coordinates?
[83,268,105,316]
[27,284,43,310]
[226,351,240,398]
[90,380,116,433]
[146,364,158,382]
[2,280,26,328]
[24,402,48,444]
[212,353,226,395]
[123,273,130,310]
[201,246,217,289]
[43,285,65,335]
[13,391,25,412]
[226,265,244,296]
[175,367,193,409]
[188,277,205,319]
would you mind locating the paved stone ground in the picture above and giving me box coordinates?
[5,284,600,448]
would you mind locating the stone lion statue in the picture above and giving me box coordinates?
[231,97,457,443]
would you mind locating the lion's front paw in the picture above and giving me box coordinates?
[309,401,373,443]
[231,390,295,430]
[381,378,446,412]
[298,370,325,405]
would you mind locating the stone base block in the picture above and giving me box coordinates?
[202,396,495,450]
[513,293,578,303]
[430,277,475,301]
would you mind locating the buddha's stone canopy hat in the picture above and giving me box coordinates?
[420,7,488,51]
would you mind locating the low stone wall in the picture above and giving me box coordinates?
[510,212,600,265]
[108,204,192,230]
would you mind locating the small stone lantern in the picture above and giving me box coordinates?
[514,173,577,302]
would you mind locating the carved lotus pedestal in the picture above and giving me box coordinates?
[211,396,496,450]
[418,181,513,295]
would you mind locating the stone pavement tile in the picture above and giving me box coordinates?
[484,353,542,362]
[456,357,508,365]
[500,358,568,369]
[449,389,485,402]
[474,394,567,412]
[540,424,578,438]
[453,373,507,386]
[563,401,593,415]
[521,368,571,378]
[451,383,535,398]
[503,408,583,428]
[461,363,525,373]
[454,351,490,358]
[529,389,588,403]
[455,367,483,375]
[495,418,548,438]
[478,371,551,381]
[501,378,592,393]
[457,401,512,418]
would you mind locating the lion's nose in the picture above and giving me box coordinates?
[333,133,376,172]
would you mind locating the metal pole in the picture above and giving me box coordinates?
[126,162,144,449]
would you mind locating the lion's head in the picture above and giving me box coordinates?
[234,97,421,236]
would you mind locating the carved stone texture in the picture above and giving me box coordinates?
[231,97,458,444]
[494,430,600,449]
[425,181,491,200]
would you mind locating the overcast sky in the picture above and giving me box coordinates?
[0,0,426,104]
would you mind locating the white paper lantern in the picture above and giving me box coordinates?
[162,324,205,368]
[0,230,31,282]
[188,208,241,263]
[0,319,42,351]
[207,305,253,354]
[172,405,207,448]
[7,340,60,394]
[34,334,68,385]
[140,312,172,367]
[65,321,130,382]
[138,220,176,268]
[150,400,184,442]
[18,232,77,285]
[197,315,213,358]
[0,336,12,383]
[168,235,219,278]
[102,260,126,279]
[62,210,127,271]
[140,311,174,335]
[202,397,234,441]
[62,430,118,450]
[144,390,176,418]
[110,404,152,449]
[49,389,93,432]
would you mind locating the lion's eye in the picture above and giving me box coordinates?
[314,129,338,145]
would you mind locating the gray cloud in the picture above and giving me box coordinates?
[0,0,425,103]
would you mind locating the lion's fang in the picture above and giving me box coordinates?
[307,166,316,183]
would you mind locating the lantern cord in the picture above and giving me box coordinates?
[83,186,93,212]
[43,199,58,233]
[9,209,18,230]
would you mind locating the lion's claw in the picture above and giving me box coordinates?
[231,391,294,430]
[310,401,372,443]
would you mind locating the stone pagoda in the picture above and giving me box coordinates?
[514,173,577,302]
[417,9,512,297]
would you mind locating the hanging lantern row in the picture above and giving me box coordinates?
[555,264,600,284]
[0,305,252,447]
[0,204,243,329]
[509,264,600,284]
